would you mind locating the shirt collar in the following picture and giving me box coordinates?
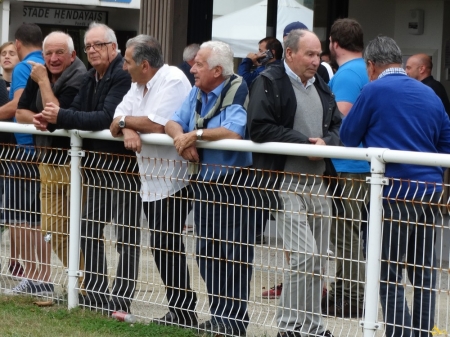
[284,60,315,88]
[200,80,226,99]
[378,67,407,79]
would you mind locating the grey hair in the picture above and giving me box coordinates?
[126,34,164,68]
[364,36,402,66]
[84,22,117,45]
[200,41,234,78]
[183,43,200,62]
[284,29,308,53]
[43,31,74,53]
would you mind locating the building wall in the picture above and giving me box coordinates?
[7,1,139,46]
[348,0,395,45]
[349,0,444,79]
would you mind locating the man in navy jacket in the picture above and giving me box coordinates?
[41,23,141,315]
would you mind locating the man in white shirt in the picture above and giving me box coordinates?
[110,34,196,327]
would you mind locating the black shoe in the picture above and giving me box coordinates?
[197,320,218,333]
[318,330,334,337]
[276,326,302,337]
[153,311,198,327]
[78,294,112,316]
[216,322,247,336]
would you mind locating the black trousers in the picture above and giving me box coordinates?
[80,156,141,311]
[143,186,197,315]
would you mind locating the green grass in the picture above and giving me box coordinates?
[0,295,198,337]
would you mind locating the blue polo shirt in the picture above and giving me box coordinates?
[171,81,252,180]
[10,50,45,146]
[330,58,370,173]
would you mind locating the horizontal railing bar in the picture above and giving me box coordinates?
[2,121,450,168]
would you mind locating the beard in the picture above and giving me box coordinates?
[329,46,337,63]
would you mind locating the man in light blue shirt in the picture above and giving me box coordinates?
[166,40,254,337]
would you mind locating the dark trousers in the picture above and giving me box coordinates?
[380,194,437,337]
[192,170,256,333]
[80,158,141,312]
[143,186,197,316]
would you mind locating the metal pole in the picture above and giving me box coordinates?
[361,154,387,336]
[67,131,84,309]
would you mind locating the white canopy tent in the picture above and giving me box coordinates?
[212,0,314,58]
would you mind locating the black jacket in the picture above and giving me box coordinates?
[247,62,341,173]
[422,75,450,118]
[52,53,133,156]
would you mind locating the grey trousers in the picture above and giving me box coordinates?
[274,179,331,336]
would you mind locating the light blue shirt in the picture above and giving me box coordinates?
[330,58,370,173]
[11,50,45,147]
[171,81,252,180]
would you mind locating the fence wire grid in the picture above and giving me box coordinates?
[0,137,449,337]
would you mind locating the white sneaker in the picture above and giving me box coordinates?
[4,279,54,296]
[4,278,29,295]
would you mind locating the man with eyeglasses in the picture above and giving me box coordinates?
[15,31,87,295]
[40,22,141,315]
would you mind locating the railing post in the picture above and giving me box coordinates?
[361,151,387,336]
[67,131,84,309]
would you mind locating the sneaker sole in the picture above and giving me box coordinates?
[31,291,54,297]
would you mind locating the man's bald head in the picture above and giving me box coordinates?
[405,53,432,81]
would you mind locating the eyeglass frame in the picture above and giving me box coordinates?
[84,42,113,53]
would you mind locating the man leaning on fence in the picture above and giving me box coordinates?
[166,40,255,337]
[247,29,341,337]
[340,36,450,337]
[16,31,87,293]
[110,35,198,327]
[40,22,141,315]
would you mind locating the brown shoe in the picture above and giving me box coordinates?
[321,296,363,318]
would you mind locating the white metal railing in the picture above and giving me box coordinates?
[0,122,449,337]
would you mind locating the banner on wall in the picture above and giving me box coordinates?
[22,6,108,26]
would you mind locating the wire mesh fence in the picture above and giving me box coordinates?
[0,129,449,337]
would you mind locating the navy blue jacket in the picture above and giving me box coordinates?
[52,54,133,156]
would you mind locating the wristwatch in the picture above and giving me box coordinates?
[196,129,204,140]
[118,115,126,128]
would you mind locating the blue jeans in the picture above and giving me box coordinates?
[192,169,256,334]
[380,194,437,337]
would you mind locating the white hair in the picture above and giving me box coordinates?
[200,41,234,78]
[84,22,117,45]
[43,31,74,53]
[183,43,200,62]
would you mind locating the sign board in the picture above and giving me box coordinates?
[101,0,132,3]
[22,6,108,26]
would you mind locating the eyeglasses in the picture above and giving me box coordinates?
[84,42,112,53]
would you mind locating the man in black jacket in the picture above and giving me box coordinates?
[247,29,340,337]
[405,53,450,117]
[40,23,140,315]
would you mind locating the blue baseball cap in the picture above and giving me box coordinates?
[283,21,308,37]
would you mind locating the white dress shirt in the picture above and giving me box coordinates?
[114,64,192,202]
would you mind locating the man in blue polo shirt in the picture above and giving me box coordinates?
[324,18,369,319]
[3,23,51,295]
